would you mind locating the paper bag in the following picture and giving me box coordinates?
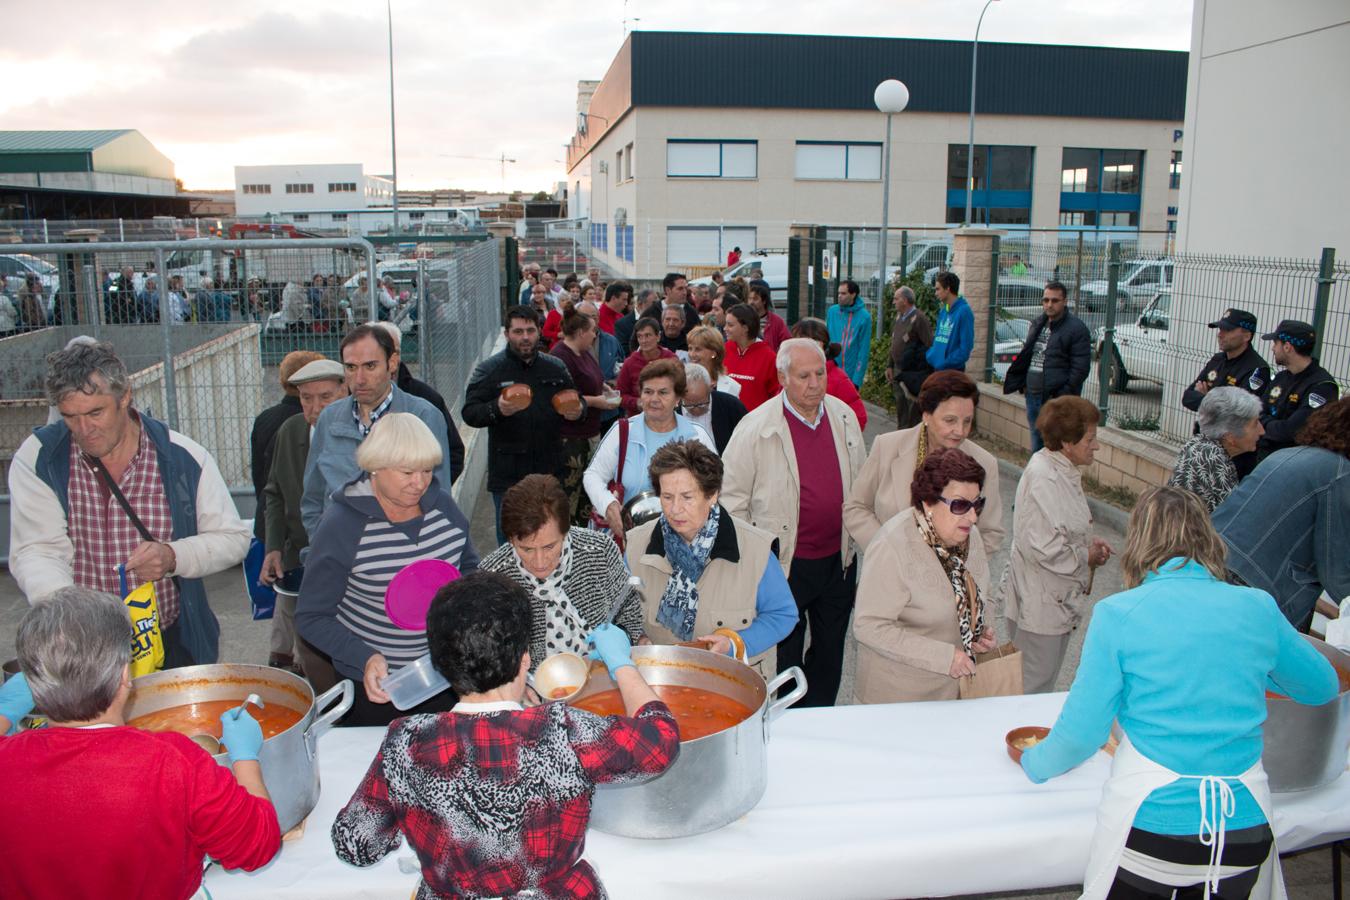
[958,641,1023,699]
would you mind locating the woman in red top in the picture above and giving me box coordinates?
[542,295,576,350]
[333,570,679,900]
[723,303,781,411]
[0,587,280,900]
[616,316,677,414]
[791,317,869,429]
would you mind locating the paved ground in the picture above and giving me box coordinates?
[0,401,1338,897]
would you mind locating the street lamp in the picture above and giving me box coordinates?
[874,78,910,298]
[964,0,1000,227]
[387,0,400,234]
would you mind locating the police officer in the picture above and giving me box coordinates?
[1181,307,1270,413]
[1256,319,1339,461]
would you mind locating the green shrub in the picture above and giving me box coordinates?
[860,268,939,413]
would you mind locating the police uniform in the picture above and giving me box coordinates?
[1181,308,1271,413]
[1257,320,1340,460]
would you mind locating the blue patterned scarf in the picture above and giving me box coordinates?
[655,505,721,641]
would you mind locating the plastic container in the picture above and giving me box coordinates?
[381,654,451,710]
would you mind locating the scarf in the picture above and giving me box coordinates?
[915,507,985,660]
[915,423,930,472]
[655,505,721,641]
[513,532,589,656]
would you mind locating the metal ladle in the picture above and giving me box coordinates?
[187,693,265,756]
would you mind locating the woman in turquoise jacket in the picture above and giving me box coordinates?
[1021,486,1338,899]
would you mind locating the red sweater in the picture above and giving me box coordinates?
[0,726,280,899]
[724,340,781,411]
[827,360,868,430]
[784,408,845,559]
[543,309,564,348]
[616,348,678,415]
[598,303,621,335]
[762,312,791,352]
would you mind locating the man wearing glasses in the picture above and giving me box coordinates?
[679,363,745,454]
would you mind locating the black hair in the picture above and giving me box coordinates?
[604,281,633,303]
[748,282,772,309]
[1044,280,1068,299]
[340,323,398,361]
[634,315,662,337]
[662,272,687,291]
[427,570,531,696]
[545,268,559,277]
[726,302,761,340]
[503,304,541,329]
[841,279,860,297]
[935,270,961,294]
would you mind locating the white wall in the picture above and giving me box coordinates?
[1177,0,1350,257]
[233,164,393,217]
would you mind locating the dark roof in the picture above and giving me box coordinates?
[0,130,134,153]
[628,32,1186,121]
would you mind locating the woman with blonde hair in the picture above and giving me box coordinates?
[686,325,741,397]
[1020,486,1338,899]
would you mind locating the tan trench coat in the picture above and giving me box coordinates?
[997,448,1094,635]
[843,425,1005,559]
[852,509,991,703]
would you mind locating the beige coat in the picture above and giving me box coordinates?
[721,394,866,575]
[626,512,781,680]
[843,425,1004,559]
[852,509,991,703]
[997,448,1093,635]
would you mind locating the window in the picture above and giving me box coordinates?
[945,144,1033,225]
[285,183,314,194]
[666,140,757,178]
[292,214,310,222]
[1101,150,1142,194]
[241,184,272,195]
[666,226,757,266]
[1059,210,1139,228]
[1061,148,1099,192]
[408,211,425,220]
[331,213,348,221]
[1060,149,1144,231]
[989,147,1033,191]
[794,142,882,180]
[1169,150,1182,190]
[624,143,634,181]
[328,182,357,193]
[616,222,634,262]
[589,222,608,252]
[616,149,623,185]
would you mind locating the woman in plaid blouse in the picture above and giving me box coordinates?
[332,570,680,899]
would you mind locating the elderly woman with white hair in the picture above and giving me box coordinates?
[297,413,479,726]
[1169,386,1264,512]
[678,361,747,454]
[0,587,280,897]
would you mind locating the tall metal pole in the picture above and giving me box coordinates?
[877,111,894,314]
[387,0,400,236]
[964,0,997,227]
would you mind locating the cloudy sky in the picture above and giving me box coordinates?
[0,0,1192,192]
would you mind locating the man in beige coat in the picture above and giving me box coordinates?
[722,338,867,706]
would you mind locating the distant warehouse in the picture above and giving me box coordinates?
[565,31,1187,279]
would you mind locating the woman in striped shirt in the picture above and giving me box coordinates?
[297,413,479,726]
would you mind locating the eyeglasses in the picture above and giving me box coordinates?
[937,495,986,516]
[682,401,711,413]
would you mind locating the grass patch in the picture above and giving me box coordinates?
[1113,412,1160,432]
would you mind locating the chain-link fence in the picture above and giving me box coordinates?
[413,240,502,417]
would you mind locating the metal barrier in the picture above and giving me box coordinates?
[414,241,502,416]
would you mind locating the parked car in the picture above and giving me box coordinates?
[1079,258,1173,313]
[690,253,788,304]
[992,316,1031,379]
[1095,289,1171,390]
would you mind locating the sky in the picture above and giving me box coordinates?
[0,0,1192,193]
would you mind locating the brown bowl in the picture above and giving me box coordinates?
[1005,726,1050,764]
[551,389,583,417]
[500,383,533,406]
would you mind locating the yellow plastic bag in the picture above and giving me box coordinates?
[125,580,165,677]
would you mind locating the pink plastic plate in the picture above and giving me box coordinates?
[385,559,460,631]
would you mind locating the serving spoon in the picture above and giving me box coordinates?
[188,693,266,755]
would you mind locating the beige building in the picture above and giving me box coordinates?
[566,33,1186,279]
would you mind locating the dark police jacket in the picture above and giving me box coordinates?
[1182,344,1271,412]
[1256,358,1339,459]
[1002,313,1091,398]
[461,344,575,492]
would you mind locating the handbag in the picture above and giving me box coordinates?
[244,537,278,621]
[589,416,630,538]
[958,641,1024,699]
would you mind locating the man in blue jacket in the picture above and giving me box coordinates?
[826,280,873,388]
[925,271,975,372]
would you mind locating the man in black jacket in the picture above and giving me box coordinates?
[1256,319,1340,461]
[462,306,582,543]
[1002,280,1091,451]
[679,362,746,454]
[1180,307,1270,476]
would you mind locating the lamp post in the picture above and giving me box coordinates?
[874,79,910,304]
[387,0,400,235]
[964,0,1000,227]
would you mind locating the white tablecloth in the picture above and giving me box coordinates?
[206,692,1350,899]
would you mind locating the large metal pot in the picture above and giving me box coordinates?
[572,645,805,838]
[124,664,353,831]
[1263,635,1350,792]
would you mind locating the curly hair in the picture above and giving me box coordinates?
[917,370,979,415]
[910,447,986,507]
[427,570,531,696]
[648,438,723,498]
[500,474,570,541]
[1297,397,1350,460]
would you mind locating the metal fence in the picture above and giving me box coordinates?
[414,240,502,418]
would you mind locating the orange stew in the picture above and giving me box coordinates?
[571,685,753,742]
[128,699,303,741]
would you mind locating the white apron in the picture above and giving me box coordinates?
[1080,733,1285,900]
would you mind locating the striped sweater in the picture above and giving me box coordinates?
[296,476,479,681]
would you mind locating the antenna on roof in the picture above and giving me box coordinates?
[622,0,640,37]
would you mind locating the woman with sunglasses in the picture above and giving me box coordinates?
[999,395,1113,693]
[852,447,997,703]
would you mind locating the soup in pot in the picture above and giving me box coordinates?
[128,699,304,742]
[571,685,753,742]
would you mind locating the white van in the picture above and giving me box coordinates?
[1079,258,1173,312]
[690,253,788,304]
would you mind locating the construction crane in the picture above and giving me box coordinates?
[440,153,518,189]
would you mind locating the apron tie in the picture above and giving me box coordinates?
[1196,775,1237,897]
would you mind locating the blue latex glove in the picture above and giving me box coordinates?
[219,706,264,762]
[0,673,35,733]
[587,623,636,677]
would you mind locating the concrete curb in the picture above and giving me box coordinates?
[994,456,1131,535]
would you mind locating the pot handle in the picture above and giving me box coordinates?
[763,666,807,735]
[305,679,354,761]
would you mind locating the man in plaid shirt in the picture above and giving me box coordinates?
[8,340,250,666]
[333,570,680,899]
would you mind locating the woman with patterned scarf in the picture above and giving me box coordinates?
[626,439,798,680]
[852,447,998,703]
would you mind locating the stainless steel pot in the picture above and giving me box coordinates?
[572,644,806,838]
[1263,635,1350,792]
[621,489,663,529]
[124,664,354,831]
